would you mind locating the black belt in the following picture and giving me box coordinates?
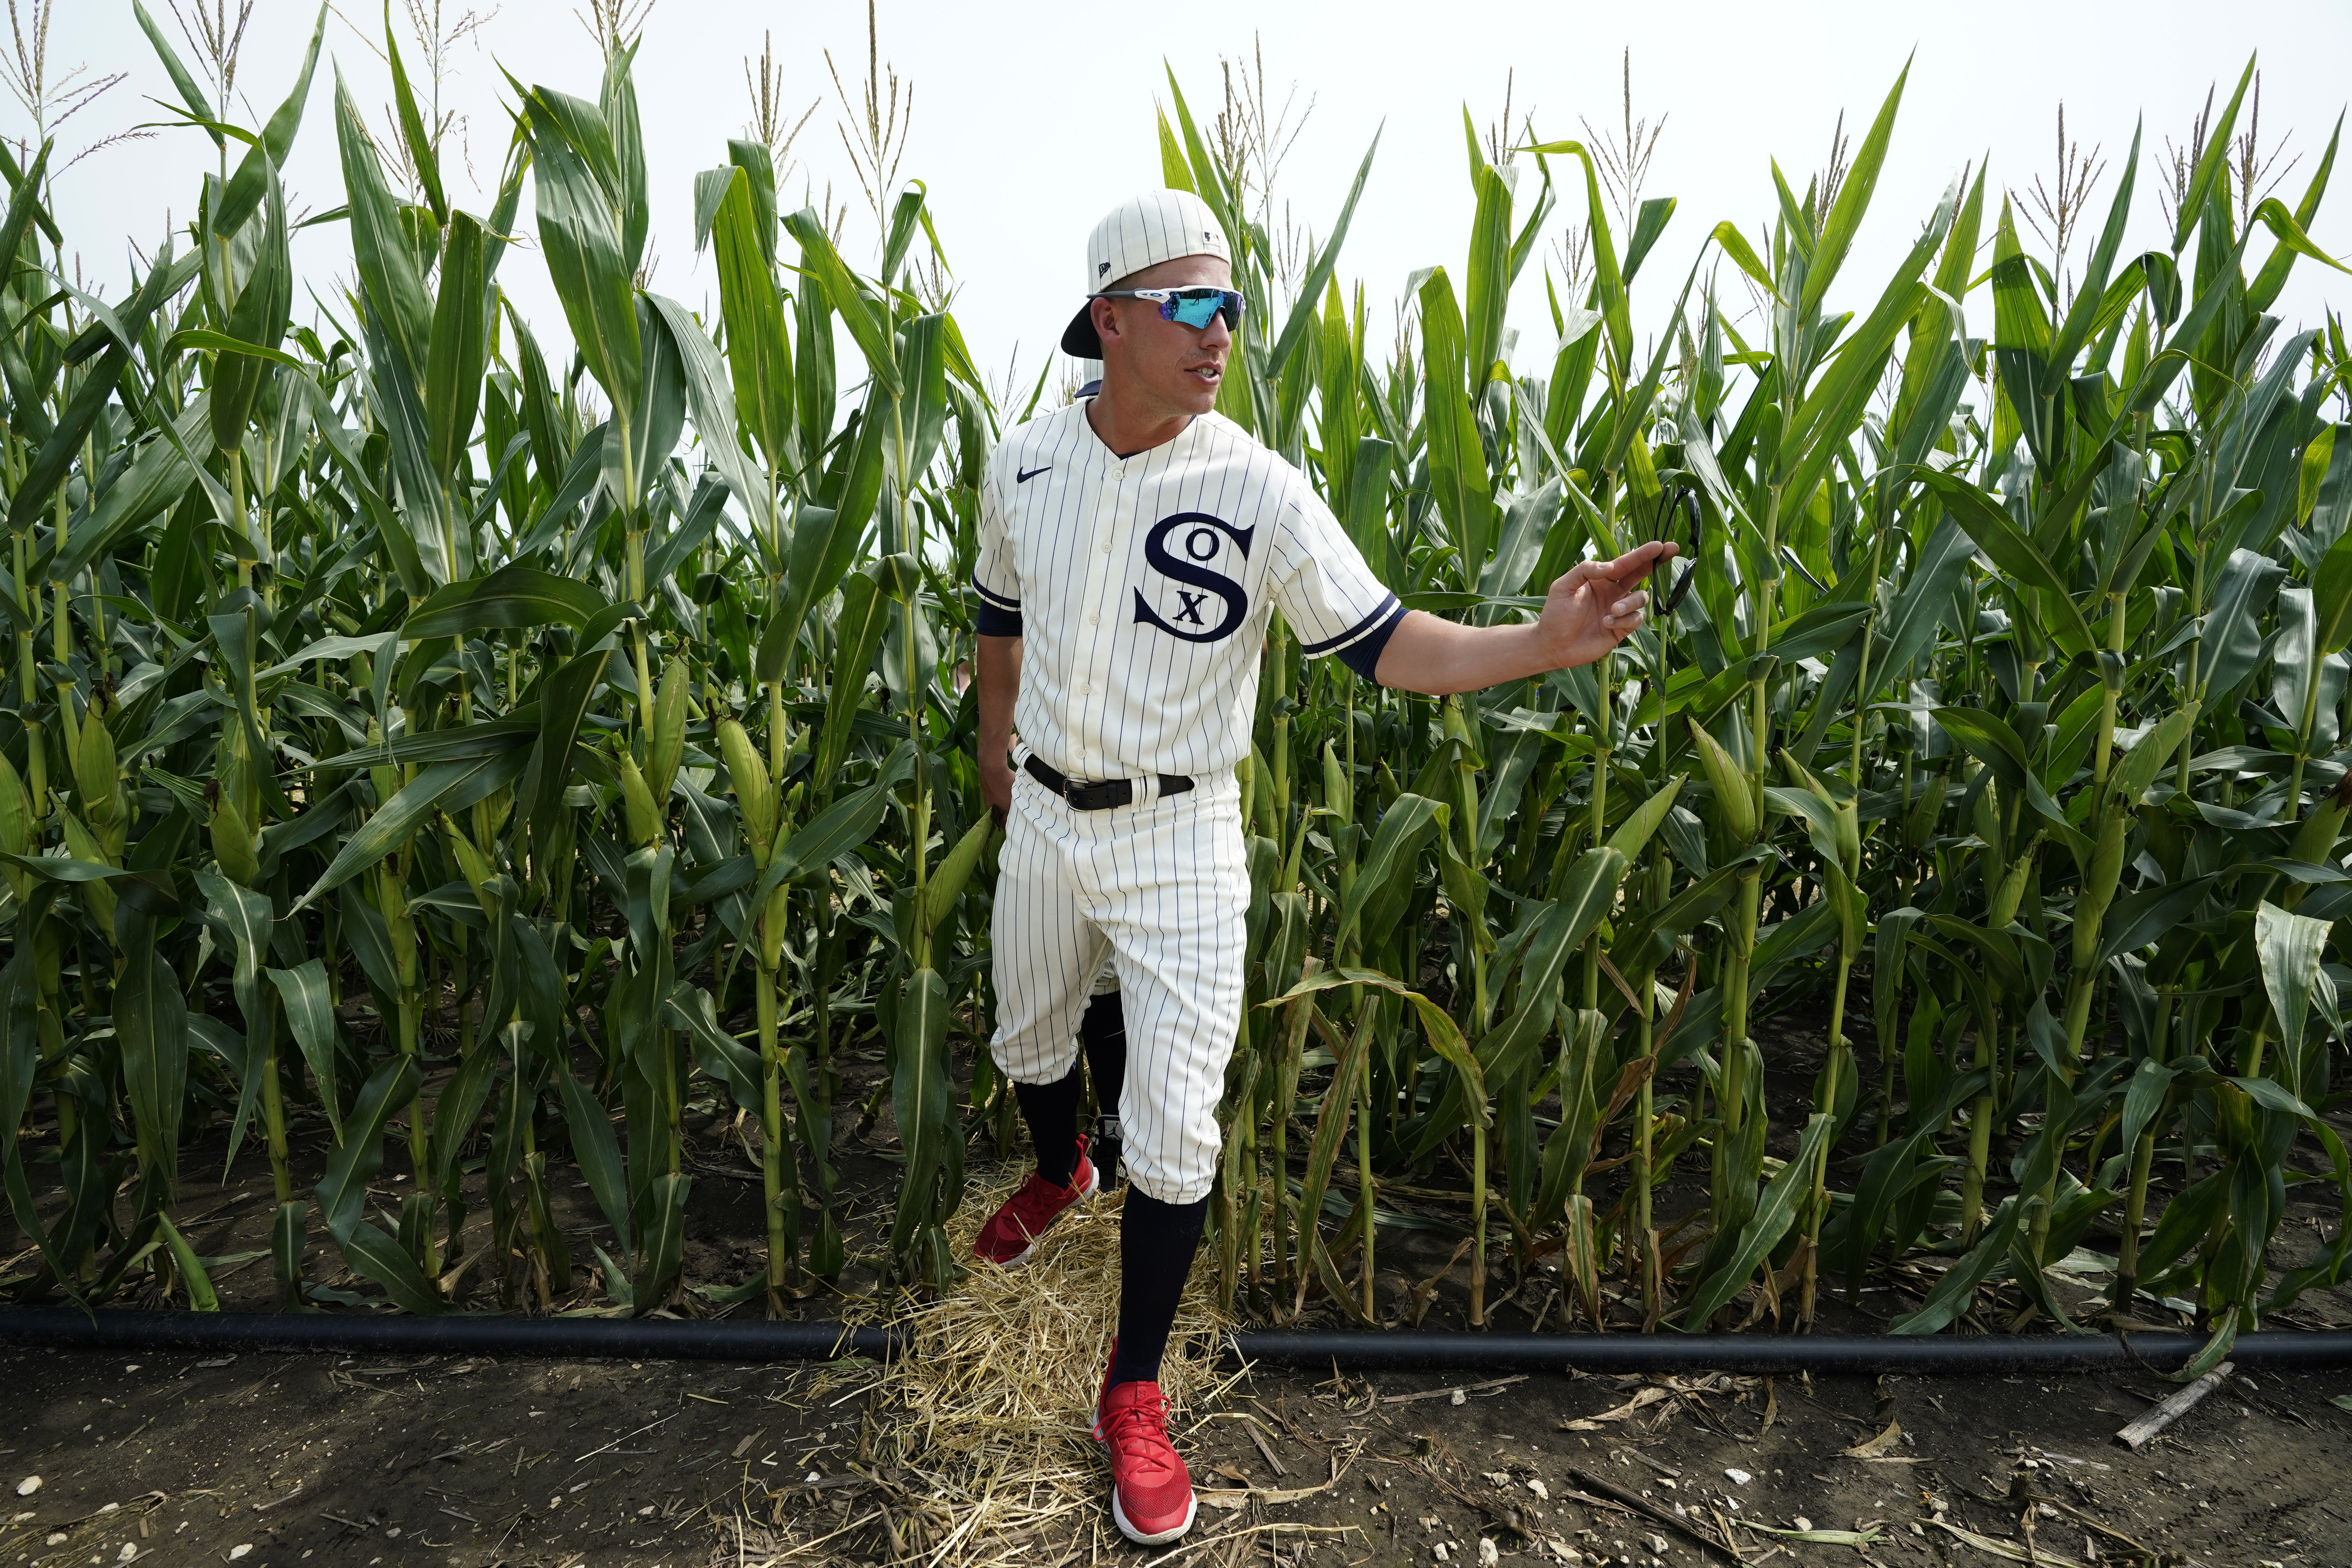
[1024,754,1194,811]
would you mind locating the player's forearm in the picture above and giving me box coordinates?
[976,633,1022,762]
[1372,611,1567,695]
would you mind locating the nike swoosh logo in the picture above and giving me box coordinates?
[1016,465,1051,484]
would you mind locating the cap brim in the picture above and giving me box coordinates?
[1060,302,1103,359]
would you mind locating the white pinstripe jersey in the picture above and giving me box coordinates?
[973,400,1401,781]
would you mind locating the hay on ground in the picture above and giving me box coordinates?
[748,1163,1238,1567]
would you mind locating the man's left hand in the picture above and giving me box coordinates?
[1538,540,1679,670]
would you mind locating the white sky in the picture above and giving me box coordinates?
[27,0,2352,419]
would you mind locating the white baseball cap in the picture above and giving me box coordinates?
[1060,190,1232,358]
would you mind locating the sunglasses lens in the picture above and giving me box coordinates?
[1167,291,1222,329]
[1157,289,1240,330]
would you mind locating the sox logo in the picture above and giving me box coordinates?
[1133,513,1253,643]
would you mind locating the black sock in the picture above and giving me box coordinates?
[1108,1188,1210,1389]
[1081,992,1127,1175]
[1013,1065,1083,1187]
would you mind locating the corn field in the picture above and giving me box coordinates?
[2,16,2350,1369]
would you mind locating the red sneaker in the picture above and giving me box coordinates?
[1094,1353,1195,1546]
[971,1139,1096,1266]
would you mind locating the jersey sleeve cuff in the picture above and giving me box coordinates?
[977,602,1023,637]
[1302,594,1407,681]
[971,573,1021,612]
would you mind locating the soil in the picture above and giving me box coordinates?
[4,1309,2351,1566]
[3,1011,2352,1566]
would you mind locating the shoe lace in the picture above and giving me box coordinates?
[1004,1170,1076,1230]
[1101,1384,1174,1468]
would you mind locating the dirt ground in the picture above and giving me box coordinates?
[4,1015,2352,1566]
[2,1326,2350,1567]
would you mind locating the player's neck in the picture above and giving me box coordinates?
[1084,381,1194,458]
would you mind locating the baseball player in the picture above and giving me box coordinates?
[968,189,1675,1546]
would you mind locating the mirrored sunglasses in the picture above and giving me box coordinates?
[1091,285,1245,332]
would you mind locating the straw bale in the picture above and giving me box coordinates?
[747,1164,1235,1565]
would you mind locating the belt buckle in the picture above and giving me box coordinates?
[1064,776,1126,811]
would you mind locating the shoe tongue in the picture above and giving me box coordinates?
[1111,1384,1167,1423]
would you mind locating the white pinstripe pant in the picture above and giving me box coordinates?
[989,762,1247,1205]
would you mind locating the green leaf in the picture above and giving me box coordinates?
[132,1,218,148]
[403,563,612,639]
[644,291,773,549]
[630,1172,691,1311]
[527,641,617,853]
[781,207,900,397]
[423,211,488,484]
[1799,58,1910,318]
[2099,873,2220,965]
[1519,139,1627,368]
[774,760,902,885]
[2311,527,2352,659]
[1462,155,1515,388]
[158,328,308,374]
[382,0,446,223]
[1336,793,1446,952]
[816,567,893,786]
[666,985,762,1112]
[1417,268,1495,577]
[886,968,952,1254]
[1932,706,2032,793]
[556,1064,634,1257]
[315,1056,422,1242]
[1679,1114,1834,1328]
[1269,966,1482,1121]
[1889,1192,2029,1335]
[334,72,434,382]
[115,943,188,1189]
[711,166,796,483]
[921,814,993,942]
[1709,221,1776,296]
[212,4,326,238]
[521,84,642,418]
[2255,900,2331,1089]
[1265,129,1381,379]
[268,960,342,1140]
[767,398,885,680]
[1927,913,2027,995]
[2249,117,2343,311]
[1918,469,2098,658]
[192,874,273,1182]
[1603,774,1686,859]
[296,746,533,908]
[156,1214,218,1311]
[2051,123,2143,370]
[2173,57,2257,255]
[335,1217,448,1313]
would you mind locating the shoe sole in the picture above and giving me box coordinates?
[1110,1485,1196,1546]
[974,1161,1098,1268]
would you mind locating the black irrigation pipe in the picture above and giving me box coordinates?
[0,1308,903,1363]
[1223,1328,2352,1373]
[6,1308,2352,1374]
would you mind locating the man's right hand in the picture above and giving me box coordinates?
[982,751,1014,829]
